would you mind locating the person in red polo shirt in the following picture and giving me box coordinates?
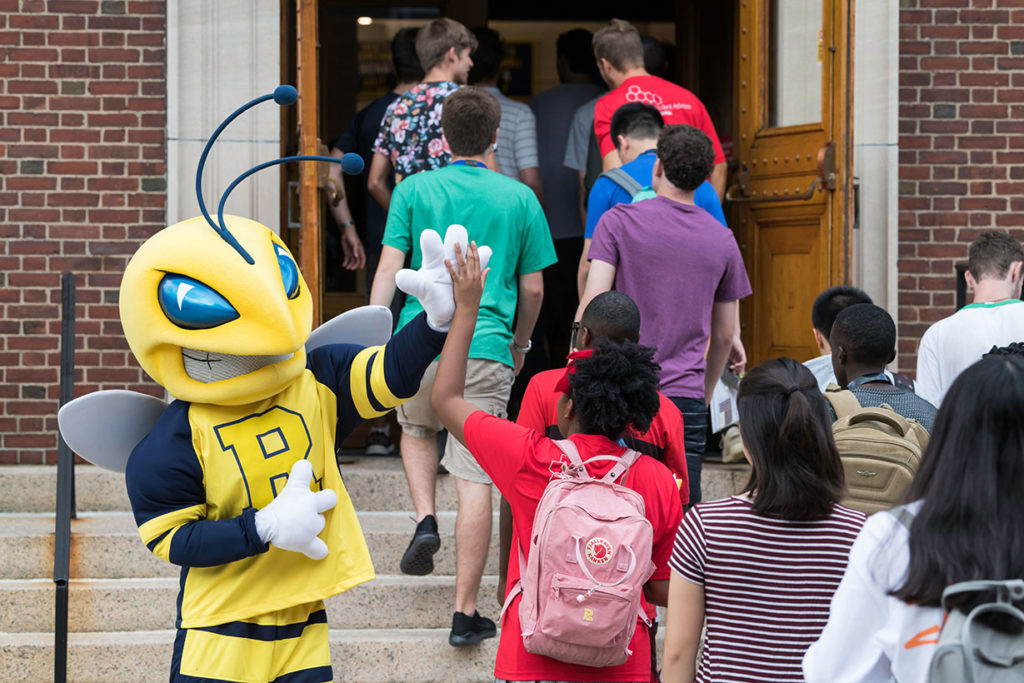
[432,242,683,683]
[591,19,726,198]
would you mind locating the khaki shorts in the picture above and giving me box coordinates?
[396,358,514,484]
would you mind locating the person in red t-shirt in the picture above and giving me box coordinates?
[591,19,726,198]
[499,290,688,603]
[432,243,683,683]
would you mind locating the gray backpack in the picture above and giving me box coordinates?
[892,507,1024,682]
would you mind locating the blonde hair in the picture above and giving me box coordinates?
[415,17,478,72]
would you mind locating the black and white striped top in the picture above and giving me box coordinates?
[670,496,866,682]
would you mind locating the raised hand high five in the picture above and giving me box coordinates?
[395,224,492,332]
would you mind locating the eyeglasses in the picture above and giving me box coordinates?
[570,322,584,350]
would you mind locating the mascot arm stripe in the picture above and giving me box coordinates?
[137,504,268,567]
[369,346,404,409]
[166,507,269,567]
[369,311,446,405]
[349,347,389,420]
[138,503,207,555]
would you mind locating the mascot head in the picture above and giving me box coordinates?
[120,85,363,406]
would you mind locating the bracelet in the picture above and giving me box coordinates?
[511,339,532,353]
[340,220,355,228]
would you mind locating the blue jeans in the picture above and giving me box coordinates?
[668,396,708,507]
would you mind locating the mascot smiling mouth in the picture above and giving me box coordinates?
[182,348,295,383]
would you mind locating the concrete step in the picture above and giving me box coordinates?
[0,574,502,633]
[1,460,748,514]
[0,510,500,580]
[0,628,500,683]
[0,458,498,514]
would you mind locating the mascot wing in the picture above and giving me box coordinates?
[57,390,168,472]
[305,305,393,352]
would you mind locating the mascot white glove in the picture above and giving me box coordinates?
[395,224,492,332]
[254,459,337,560]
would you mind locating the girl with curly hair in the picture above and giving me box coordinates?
[432,242,683,683]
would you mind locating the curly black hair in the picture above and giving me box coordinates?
[656,124,715,191]
[568,339,662,439]
[986,341,1024,357]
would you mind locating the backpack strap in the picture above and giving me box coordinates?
[599,167,643,198]
[553,439,639,484]
[595,449,640,485]
[553,438,585,470]
[889,504,916,531]
[824,387,861,419]
[501,542,527,626]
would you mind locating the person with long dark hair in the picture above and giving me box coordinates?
[662,358,866,682]
[804,353,1024,682]
[432,241,683,682]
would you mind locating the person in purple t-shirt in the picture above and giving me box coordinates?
[576,124,752,506]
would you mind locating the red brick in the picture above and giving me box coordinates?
[46,160,98,174]
[959,197,1007,210]
[958,136,1008,149]
[961,104,1009,117]
[961,9,1009,21]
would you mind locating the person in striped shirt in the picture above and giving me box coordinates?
[661,357,866,682]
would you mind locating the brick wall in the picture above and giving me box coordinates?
[898,0,1024,371]
[0,0,166,464]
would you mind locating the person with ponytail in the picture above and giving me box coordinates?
[804,353,1024,682]
[662,357,866,682]
[432,241,683,682]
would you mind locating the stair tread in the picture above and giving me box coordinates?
[0,509,494,535]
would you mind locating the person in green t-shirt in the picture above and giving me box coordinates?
[369,86,556,647]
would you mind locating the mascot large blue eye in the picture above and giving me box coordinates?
[158,273,240,329]
[276,244,301,299]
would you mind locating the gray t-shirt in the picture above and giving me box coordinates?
[531,83,604,240]
[483,86,538,182]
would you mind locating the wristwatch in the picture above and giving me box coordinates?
[511,339,532,353]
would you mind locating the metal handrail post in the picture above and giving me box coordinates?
[54,272,76,683]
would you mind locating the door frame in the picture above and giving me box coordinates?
[731,0,855,364]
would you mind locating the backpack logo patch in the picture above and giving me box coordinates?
[585,537,613,565]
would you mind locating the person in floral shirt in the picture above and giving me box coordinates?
[368,17,477,211]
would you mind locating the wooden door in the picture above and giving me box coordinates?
[731,0,854,364]
[296,0,323,325]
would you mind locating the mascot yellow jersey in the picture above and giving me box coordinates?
[125,321,442,628]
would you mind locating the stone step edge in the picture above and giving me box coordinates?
[0,574,497,587]
[0,627,498,644]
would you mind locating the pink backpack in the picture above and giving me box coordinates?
[502,439,655,668]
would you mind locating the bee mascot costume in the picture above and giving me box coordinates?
[58,85,490,683]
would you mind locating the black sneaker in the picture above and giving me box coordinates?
[364,430,395,457]
[399,514,440,576]
[448,610,496,647]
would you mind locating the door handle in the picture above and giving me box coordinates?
[726,141,836,204]
[726,174,823,203]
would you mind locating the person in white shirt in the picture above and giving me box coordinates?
[916,230,1024,407]
[804,352,1024,683]
[804,285,873,391]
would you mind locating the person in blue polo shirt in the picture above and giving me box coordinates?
[577,102,725,295]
